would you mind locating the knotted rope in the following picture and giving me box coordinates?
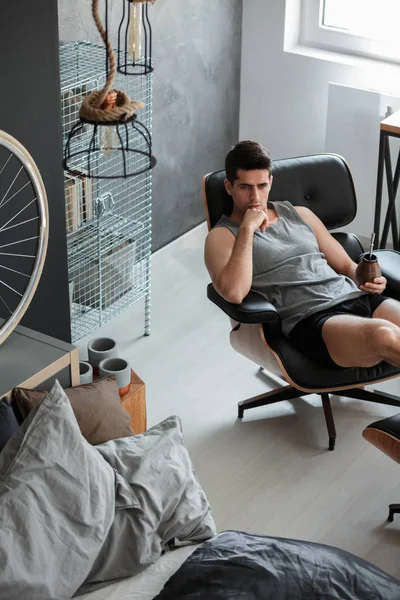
[79,0,146,123]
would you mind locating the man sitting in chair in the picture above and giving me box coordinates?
[204,140,400,370]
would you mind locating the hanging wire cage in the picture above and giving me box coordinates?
[62,0,156,180]
[117,0,155,76]
[63,113,155,179]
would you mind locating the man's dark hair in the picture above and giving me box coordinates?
[225,140,272,184]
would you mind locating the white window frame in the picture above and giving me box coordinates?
[300,0,400,65]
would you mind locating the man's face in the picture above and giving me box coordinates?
[224,169,273,215]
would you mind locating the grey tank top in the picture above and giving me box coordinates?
[215,201,366,336]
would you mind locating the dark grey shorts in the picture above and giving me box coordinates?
[289,294,390,367]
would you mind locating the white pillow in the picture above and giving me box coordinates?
[0,380,116,600]
[78,415,216,595]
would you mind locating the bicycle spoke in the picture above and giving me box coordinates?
[0,264,30,278]
[0,252,36,258]
[0,197,38,232]
[0,153,12,176]
[0,181,31,212]
[0,181,32,212]
[0,294,12,315]
[0,278,23,297]
[0,165,24,208]
[0,215,39,234]
[0,236,39,250]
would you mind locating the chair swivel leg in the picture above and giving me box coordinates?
[388,504,400,522]
[321,393,336,451]
[238,385,307,418]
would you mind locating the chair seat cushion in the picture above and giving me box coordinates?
[365,413,400,441]
[265,330,400,391]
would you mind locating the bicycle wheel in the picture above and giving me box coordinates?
[0,130,49,345]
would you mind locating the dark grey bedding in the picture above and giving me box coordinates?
[153,530,400,600]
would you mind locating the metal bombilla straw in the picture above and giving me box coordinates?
[368,232,375,260]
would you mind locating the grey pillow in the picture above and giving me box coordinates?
[77,415,216,595]
[0,380,116,600]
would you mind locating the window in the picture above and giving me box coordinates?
[301,0,400,64]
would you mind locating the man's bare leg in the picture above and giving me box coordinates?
[372,297,400,327]
[321,313,400,368]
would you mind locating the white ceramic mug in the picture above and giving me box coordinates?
[87,337,118,368]
[79,361,93,385]
[98,357,131,396]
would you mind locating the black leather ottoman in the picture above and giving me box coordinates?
[363,413,400,521]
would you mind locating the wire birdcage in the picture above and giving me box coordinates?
[60,41,152,342]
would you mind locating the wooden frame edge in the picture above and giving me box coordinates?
[70,346,80,387]
[362,427,400,463]
[202,173,212,232]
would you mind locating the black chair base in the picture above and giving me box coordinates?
[237,385,337,450]
[388,504,400,522]
[238,384,400,451]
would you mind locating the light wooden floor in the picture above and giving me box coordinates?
[78,223,400,579]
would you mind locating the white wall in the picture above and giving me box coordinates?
[239,0,400,241]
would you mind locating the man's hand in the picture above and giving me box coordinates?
[359,276,387,294]
[241,208,269,233]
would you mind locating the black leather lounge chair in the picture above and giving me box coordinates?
[203,154,400,451]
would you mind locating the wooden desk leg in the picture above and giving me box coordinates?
[374,130,385,249]
[381,137,399,249]
[70,347,80,387]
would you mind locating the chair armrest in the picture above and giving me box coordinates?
[207,284,281,330]
[370,250,400,302]
[332,232,364,262]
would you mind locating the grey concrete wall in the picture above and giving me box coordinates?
[58,0,242,251]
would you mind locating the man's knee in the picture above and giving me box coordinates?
[373,322,399,355]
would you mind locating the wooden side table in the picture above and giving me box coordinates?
[373,109,400,250]
[119,369,147,434]
[0,324,79,401]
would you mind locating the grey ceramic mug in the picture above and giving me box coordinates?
[79,361,93,385]
[98,357,131,393]
[87,337,118,368]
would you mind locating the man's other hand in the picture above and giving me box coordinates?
[359,276,387,294]
[242,208,269,233]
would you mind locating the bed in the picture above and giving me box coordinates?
[1,381,400,600]
[79,530,400,600]
[79,545,201,600]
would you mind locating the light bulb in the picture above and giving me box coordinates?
[128,3,142,63]
[99,126,118,156]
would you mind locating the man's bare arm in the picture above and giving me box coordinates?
[204,226,254,304]
[295,206,356,277]
[204,209,268,304]
[295,206,386,293]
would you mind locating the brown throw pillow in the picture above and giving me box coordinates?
[12,377,134,445]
